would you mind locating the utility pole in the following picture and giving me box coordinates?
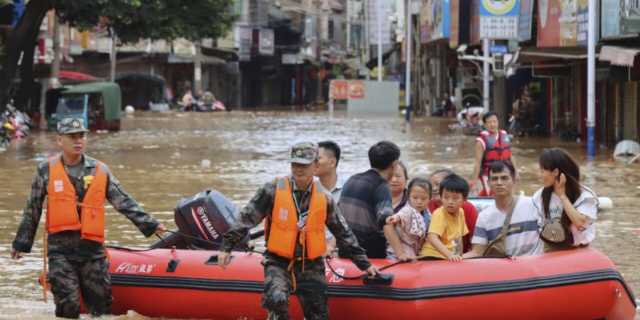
[109,27,117,82]
[364,0,370,80]
[316,4,323,104]
[376,0,382,81]
[404,0,411,122]
[194,42,203,94]
[50,14,60,87]
[47,13,61,129]
[587,0,596,158]
[346,0,351,52]
[482,38,490,113]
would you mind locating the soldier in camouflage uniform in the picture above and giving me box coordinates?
[10,117,166,319]
[218,142,381,320]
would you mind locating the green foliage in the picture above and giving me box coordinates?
[52,0,235,43]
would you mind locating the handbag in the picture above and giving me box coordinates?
[483,196,519,258]
[540,216,574,248]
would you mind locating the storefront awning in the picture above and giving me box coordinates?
[168,54,226,65]
[599,45,640,67]
[519,47,592,62]
[329,0,344,11]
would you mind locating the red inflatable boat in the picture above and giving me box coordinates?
[107,247,636,319]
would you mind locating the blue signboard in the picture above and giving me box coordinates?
[601,0,640,39]
[420,0,450,42]
[12,0,25,27]
[443,0,451,38]
[490,44,508,54]
[601,0,621,38]
[518,0,534,41]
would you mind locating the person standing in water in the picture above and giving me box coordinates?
[11,117,166,318]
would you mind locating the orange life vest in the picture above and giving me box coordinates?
[480,129,512,176]
[266,177,327,260]
[46,156,108,243]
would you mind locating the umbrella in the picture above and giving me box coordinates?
[59,71,98,82]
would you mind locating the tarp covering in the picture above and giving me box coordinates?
[62,82,121,121]
[599,46,640,67]
[59,70,98,82]
[613,140,640,158]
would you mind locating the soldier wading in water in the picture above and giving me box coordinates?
[219,141,380,320]
[10,117,166,319]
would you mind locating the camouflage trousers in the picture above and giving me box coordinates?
[262,256,328,320]
[48,254,111,319]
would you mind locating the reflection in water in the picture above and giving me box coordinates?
[0,111,638,319]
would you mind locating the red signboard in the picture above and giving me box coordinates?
[470,0,481,44]
[330,80,349,100]
[537,0,579,47]
[449,0,460,48]
[348,81,365,99]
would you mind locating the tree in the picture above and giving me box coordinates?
[0,0,235,113]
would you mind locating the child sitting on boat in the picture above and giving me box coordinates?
[388,178,433,259]
[419,174,470,261]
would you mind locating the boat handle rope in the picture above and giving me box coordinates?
[324,255,424,281]
[325,254,483,281]
[106,229,265,254]
[163,229,265,254]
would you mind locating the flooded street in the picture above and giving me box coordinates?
[0,110,638,319]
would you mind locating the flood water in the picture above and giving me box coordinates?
[0,110,638,319]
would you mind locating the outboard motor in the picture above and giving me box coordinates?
[152,189,249,250]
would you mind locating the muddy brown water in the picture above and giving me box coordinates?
[0,110,638,319]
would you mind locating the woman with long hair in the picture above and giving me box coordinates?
[532,148,598,251]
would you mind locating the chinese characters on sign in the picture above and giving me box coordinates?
[349,81,365,99]
[518,0,534,41]
[259,28,274,56]
[330,80,349,100]
[330,80,365,100]
[479,0,520,39]
[367,0,392,45]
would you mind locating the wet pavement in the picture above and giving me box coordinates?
[0,110,638,319]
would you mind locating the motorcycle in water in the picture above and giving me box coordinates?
[0,102,34,150]
[0,115,13,150]
[449,105,484,136]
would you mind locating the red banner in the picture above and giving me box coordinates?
[330,80,349,100]
[348,81,365,99]
[537,0,578,47]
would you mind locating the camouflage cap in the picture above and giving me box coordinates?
[57,117,88,134]
[290,141,318,164]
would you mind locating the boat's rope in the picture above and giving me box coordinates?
[163,230,265,254]
[106,230,265,254]
[324,255,429,280]
[325,256,368,280]
[106,234,172,252]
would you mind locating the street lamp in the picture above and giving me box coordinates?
[457,48,519,113]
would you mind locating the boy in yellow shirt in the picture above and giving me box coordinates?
[420,174,469,261]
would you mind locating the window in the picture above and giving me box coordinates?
[328,20,334,40]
